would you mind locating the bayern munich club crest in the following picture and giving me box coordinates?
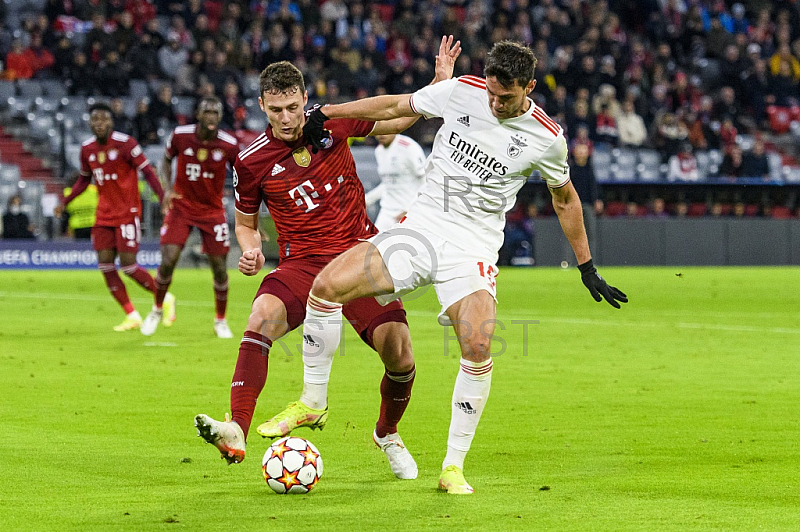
[507,134,527,159]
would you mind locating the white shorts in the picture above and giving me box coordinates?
[367,225,498,323]
[374,209,403,233]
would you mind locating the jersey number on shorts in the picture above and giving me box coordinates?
[477,261,497,290]
[120,220,140,242]
[213,223,230,245]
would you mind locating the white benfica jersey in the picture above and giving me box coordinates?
[367,134,426,229]
[406,75,570,258]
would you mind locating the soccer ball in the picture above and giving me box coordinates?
[262,436,323,494]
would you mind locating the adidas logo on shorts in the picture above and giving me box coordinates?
[272,163,285,176]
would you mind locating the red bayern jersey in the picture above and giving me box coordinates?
[234,116,376,260]
[165,125,239,219]
[80,131,149,226]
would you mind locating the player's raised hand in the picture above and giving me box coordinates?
[434,35,461,83]
[578,259,628,309]
[303,106,330,153]
[239,248,265,276]
[161,190,183,215]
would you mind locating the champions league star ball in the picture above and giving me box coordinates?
[262,437,323,494]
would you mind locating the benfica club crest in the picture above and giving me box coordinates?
[197,148,208,162]
[97,151,106,164]
[292,147,311,167]
[212,149,224,161]
[507,134,527,159]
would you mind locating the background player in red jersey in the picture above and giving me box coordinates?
[140,97,240,338]
[195,38,460,480]
[60,103,165,331]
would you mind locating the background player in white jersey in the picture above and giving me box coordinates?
[299,41,627,494]
[365,134,426,231]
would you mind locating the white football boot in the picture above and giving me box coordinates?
[194,413,246,464]
[214,318,233,338]
[140,308,162,336]
[373,430,418,479]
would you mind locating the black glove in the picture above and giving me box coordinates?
[303,106,330,153]
[578,259,628,309]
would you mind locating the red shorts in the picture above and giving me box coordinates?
[160,209,230,256]
[255,255,407,351]
[91,215,141,253]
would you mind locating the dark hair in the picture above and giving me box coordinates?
[88,102,113,115]
[260,61,305,96]
[198,96,223,112]
[484,41,537,89]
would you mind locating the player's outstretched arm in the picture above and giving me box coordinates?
[235,210,265,276]
[549,181,627,308]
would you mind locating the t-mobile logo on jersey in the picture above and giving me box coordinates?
[455,401,476,414]
[288,180,320,212]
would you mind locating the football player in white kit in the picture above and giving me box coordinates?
[296,40,628,494]
[365,134,426,231]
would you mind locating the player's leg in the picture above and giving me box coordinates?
[365,307,418,479]
[119,251,156,290]
[94,226,141,331]
[439,289,497,495]
[294,241,395,413]
[208,253,232,338]
[141,243,180,336]
[118,215,156,293]
[195,291,290,464]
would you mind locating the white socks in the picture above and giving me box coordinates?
[299,294,343,410]
[443,358,493,471]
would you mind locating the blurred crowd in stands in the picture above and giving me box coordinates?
[1,0,800,241]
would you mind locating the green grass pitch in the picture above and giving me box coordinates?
[1,267,798,531]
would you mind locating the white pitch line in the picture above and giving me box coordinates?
[143,342,178,347]
[2,291,799,335]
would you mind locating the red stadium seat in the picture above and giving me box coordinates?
[767,106,792,134]
[771,206,792,219]
[744,204,760,216]
[603,201,626,216]
[376,4,395,22]
[688,202,707,217]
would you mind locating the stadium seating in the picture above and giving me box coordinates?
[0,164,22,184]
[637,149,662,181]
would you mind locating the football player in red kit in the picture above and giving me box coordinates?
[195,37,460,481]
[140,97,240,338]
[61,102,165,331]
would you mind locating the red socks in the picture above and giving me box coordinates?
[230,331,272,439]
[121,264,155,293]
[214,279,228,320]
[98,263,134,314]
[375,366,416,438]
[154,272,171,308]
